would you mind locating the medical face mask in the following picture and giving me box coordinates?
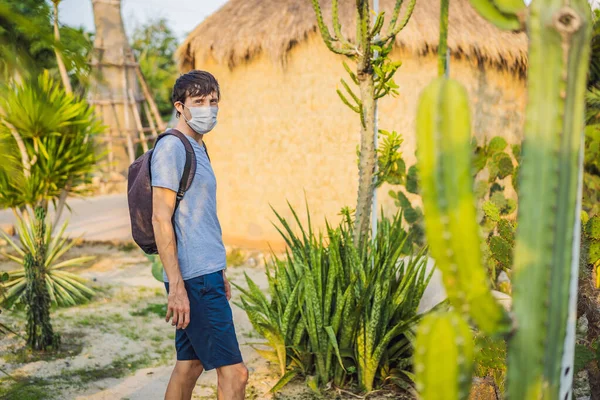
[181,104,218,134]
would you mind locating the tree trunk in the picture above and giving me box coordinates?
[25,208,58,351]
[53,1,72,95]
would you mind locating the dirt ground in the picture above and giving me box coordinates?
[0,243,404,400]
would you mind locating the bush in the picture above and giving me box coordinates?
[0,71,103,211]
[235,205,432,394]
[1,210,95,308]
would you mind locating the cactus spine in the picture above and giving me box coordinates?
[414,0,591,398]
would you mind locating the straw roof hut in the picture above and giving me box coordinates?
[176,0,527,250]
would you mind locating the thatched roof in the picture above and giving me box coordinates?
[176,0,528,72]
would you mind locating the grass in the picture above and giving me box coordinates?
[117,242,138,253]
[74,312,125,331]
[3,332,85,364]
[130,303,167,318]
[0,376,55,400]
[0,353,156,399]
[62,353,154,385]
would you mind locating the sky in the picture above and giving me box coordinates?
[58,0,229,41]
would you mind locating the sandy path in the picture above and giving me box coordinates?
[0,245,285,399]
[0,194,131,242]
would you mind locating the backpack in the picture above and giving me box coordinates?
[127,129,209,254]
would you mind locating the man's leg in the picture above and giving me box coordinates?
[165,359,204,400]
[216,362,248,400]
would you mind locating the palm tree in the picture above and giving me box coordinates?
[0,72,104,220]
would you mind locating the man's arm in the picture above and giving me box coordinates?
[152,187,190,330]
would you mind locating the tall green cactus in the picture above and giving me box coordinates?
[414,0,592,398]
[416,78,512,336]
[310,0,415,245]
[510,0,591,397]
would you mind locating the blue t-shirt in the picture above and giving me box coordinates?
[150,134,226,282]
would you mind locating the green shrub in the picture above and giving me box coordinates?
[235,204,432,394]
[1,210,95,308]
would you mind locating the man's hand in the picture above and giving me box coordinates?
[166,282,190,329]
[223,272,231,301]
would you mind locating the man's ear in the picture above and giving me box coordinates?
[174,102,184,116]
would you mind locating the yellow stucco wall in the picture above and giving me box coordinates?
[193,34,526,250]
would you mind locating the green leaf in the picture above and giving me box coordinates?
[395,190,412,209]
[151,256,164,282]
[511,144,521,160]
[488,137,507,153]
[472,148,488,175]
[589,241,600,265]
[575,344,596,373]
[492,152,514,179]
[404,207,420,224]
[497,220,515,243]
[269,370,299,393]
[489,236,513,267]
[482,201,501,222]
[406,165,419,194]
[325,326,345,371]
[586,216,600,240]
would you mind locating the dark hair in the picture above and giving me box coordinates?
[172,70,220,117]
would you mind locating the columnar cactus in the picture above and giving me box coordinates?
[414,0,592,398]
[310,0,416,245]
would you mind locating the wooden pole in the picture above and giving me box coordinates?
[53,1,73,94]
[121,50,135,163]
[97,104,114,172]
[109,98,131,166]
[129,89,148,152]
[135,66,165,131]
[144,102,159,140]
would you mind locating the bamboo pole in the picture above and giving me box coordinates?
[52,1,73,94]
[135,66,165,131]
[120,50,135,163]
[96,103,114,172]
[129,89,148,152]
[144,102,159,140]
[108,98,131,165]
[88,98,144,105]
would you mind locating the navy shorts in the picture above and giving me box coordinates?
[164,270,243,370]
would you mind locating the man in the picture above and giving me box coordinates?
[151,70,248,400]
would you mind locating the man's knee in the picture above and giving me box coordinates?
[238,364,249,385]
[219,363,248,387]
[175,360,204,381]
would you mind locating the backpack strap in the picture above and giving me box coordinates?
[154,129,196,210]
[202,142,211,162]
